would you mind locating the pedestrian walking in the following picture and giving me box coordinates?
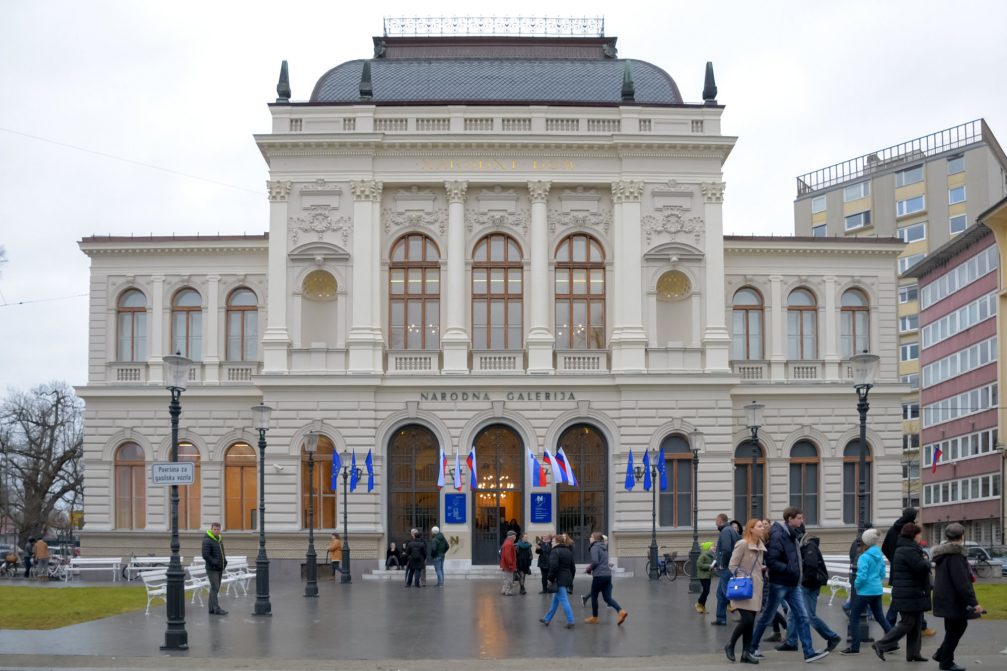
[404,528,427,588]
[540,533,576,628]
[582,531,627,625]
[201,522,228,615]
[760,518,787,642]
[840,527,893,654]
[695,541,715,614]
[22,538,34,579]
[536,533,554,593]
[778,527,841,653]
[430,526,449,586]
[499,530,518,595]
[881,508,935,636]
[327,532,342,580]
[931,523,982,671]
[871,523,932,662]
[713,512,740,626]
[724,518,766,664]
[32,537,49,582]
[515,532,532,595]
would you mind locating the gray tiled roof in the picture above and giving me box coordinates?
[309,59,683,105]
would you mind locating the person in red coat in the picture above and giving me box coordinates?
[499,530,518,595]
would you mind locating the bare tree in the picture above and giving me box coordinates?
[0,382,84,542]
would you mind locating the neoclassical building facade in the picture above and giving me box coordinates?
[78,29,906,572]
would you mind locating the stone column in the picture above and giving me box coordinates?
[348,180,384,374]
[261,180,292,373]
[823,276,839,380]
[701,181,731,372]
[526,181,554,374]
[610,180,647,373]
[149,275,165,384]
[442,180,470,374]
[769,275,785,381]
[204,274,221,384]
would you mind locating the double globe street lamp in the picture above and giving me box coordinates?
[251,403,273,616]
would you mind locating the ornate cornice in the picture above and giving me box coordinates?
[465,208,529,237]
[350,180,383,202]
[267,180,292,202]
[700,181,726,203]
[641,206,704,245]
[444,180,468,203]
[611,180,644,203]
[382,208,448,235]
[548,208,612,236]
[289,206,351,246]
[527,181,551,203]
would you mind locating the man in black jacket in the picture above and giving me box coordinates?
[536,534,554,593]
[931,523,981,671]
[882,508,934,635]
[712,513,739,626]
[780,528,841,653]
[201,522,227,615]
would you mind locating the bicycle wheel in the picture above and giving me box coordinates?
[683,558,697,579]
[644,560,653,578]
[976,561,994,579]
[665,562,678,582]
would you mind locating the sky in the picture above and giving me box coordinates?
[1,0,1006,393]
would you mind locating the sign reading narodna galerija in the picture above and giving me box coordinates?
[418,391,577,402]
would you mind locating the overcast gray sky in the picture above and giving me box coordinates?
[2,0,1006,393]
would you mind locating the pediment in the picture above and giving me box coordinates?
[289,240,350,261]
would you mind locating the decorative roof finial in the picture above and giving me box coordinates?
[359,60,373,101]
[276,60,291,103]
[621,60,635,102]
[702,61,718,106]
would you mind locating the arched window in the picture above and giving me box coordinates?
[224,443,257,530]
[843,440,873,526]
[733,441,765,522]
[171,288,203,361]
[789,440,819,525]
[177,441,201,530]
[732,288,763,360]
[302,435,337,529]
[472,234,523,350]
[555,234,605,349]
[389,234,440,350]
[226,288,258,361]
[117,289,148,362]
[658,434,694,528]
[841,289,870,358]
[114,442,146,529]
[787,288,818,360]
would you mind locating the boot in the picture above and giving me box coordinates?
[617,609,628,625]
[585,616,599,624]
[695,602,706,614]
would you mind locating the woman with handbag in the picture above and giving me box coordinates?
[725,518,767,664]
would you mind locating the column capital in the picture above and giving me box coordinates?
[350,180,383,202]
[527,180,552,203]
[700,181,726,203]
[267,180,292,202]
[444,180,468,203]
[611,180,644,203]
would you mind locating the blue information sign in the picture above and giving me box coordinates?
[444,493,466,524]
[530,492,552,524]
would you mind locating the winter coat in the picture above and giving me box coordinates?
[697,547,716,580]
[727,538,766,612]
[765,522,802,586]
[201,530,226,572]
[588,540,612,578]
[800,536,829,590]
[516,539,533,574]
[327,537,342,562]
[890,535,932,613]
[431,532,449,559]
[499,537,517,572]
[535,539,552,568]
[882,512,917,584]
[716,523,740,569]
[405,537,427,569]
[33,539,49,560]
[931,542,978,619]
[854,545,886,596]
[548,542,576,587]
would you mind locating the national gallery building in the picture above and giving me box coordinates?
[78,21,906,572]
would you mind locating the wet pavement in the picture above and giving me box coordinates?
[1,575,1004,670]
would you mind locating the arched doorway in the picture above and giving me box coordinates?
[472,425,524,565]
[387,425,440,549]
[556,424,608,563]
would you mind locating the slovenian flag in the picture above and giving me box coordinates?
[625,448,635,491]
[556,447,577,487]
[642,448,653,491]
[453,452,463,491]
[349,451,359,492]
[657,445,668,491]
[466,446,478,490]
[331,450,342,490]
[528,448,547,487]
[365,449,375,493]
[932,444,942,474]
[543,447,562,484]
[437,446,447,489]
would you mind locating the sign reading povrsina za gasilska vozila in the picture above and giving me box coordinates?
[150,462,195,486]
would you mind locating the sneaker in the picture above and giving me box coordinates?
[751,650,764,659]
[839,648,859,655]
[804,650,829,663]
[766,632,782,643]
[617,609,629,625]
[740,651,760,665]
[581,594,589,607]
[775,643,798,652]
[585,616,599,624]
[922,628,937,637]
[695,602,706,614]
[564,622,575,629]
[711,620,727,626]
[826,636,842,653]
[540,617,549,626]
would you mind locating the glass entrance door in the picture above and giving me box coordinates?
[556,424,608,563]
[387,425,440,549]
[471,425,524,565]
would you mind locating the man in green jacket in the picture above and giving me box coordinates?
[201,522,227,615]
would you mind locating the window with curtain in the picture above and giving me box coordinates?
[171,288,203,361]
[117,289,148,362]
[658,434,694,528]
[789,440,819,525]
[301,435,337,529]
[555,234,605,349]
[224,443,257,530]
[733,441,765,522]
[840,289,870,358]
[114,442,146,529]
[732,288,763,360]
[472,233,523,350]
[177,441,201,530]
[787,288,818,360]
[843,440,873,526]
[389,234,440,350]
[226,288,258,361]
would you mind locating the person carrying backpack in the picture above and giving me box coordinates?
[779,527,841,653]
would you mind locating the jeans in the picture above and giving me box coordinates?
[786,585,838,646]
[750,583,815,657]
[590,575,621,617]
[543,584,574,624]
[847,594,892,651]
[433,555,444,585]
[715,568,732,622]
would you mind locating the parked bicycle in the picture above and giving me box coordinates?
[972,556,996,579]
[2,553,20,578]
[122,552,167,581]
[645,547,681,582]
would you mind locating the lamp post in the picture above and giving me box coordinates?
[303,432,319,597]
[251,404,273,616]
[687,430,704,594]
[632,449,660,580]
[744,402,765,520]
[339,450,362,584]
[161,354,192,651]
[851,352,881,532]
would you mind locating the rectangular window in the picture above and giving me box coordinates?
[899,285,918,304]
[897,221,927,243]
[901,373,919,389]
[844,211,871,231]
[899,315,919,332]
[949,186,966,204]
[844,181,870,202]
[950,214,967,235]
[897,195,926,217]
[811,223,827,237]
[811,195,826,214]
[896,165,925,187]
[900,342,919,362]
[898,253,926,274]
[902,402,919,420]
[902,433,920,450]
[947,156,965,175]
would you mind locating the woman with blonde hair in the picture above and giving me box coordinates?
[725,519,767,664]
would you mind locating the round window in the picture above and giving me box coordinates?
[657,270,691,299]
[302,270,337,299]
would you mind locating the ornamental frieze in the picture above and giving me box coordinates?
[289,206,351,245]
[465,208,529,236]
[642,206,704,245]
[382,207,448,235]
[548,208,612,236]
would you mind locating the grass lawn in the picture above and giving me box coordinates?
[973,582,1007,619]
[0,584,146,629]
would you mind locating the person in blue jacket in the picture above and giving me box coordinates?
[840,527,893,653]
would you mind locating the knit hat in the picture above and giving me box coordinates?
[701,541,714,552]
[861,528,880,547]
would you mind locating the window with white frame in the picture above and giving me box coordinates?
[949,186,966,204]
[921,292,996,348]
[898,253,926,274]
[922,336,997,388]
[787,288,818,360]
[950,214,967,235]
[811,224,827,237]
[897,221,926,244]
[902,433,920,451]
[902,402,919,420]
[898,285,918,304]
[923,427,998,468]
[844,182,870,202]
[840,288,869,358]
[920,246,997,309]
[900,342,919,362]
[901,373,919,389]
[811,195,826,214]
[947,155,965,174]
[844,211,871,231]
[922,382,998,428]
[895,165,924,187]
[897,195,926,217]
[899,315,918,333]
[925,473,1001,506]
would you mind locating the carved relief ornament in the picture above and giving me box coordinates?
[548,208,612,236]
[382,208,448,235]
[466,208,529,236]
[701,181,726,203]
[289,206,351,245]
[267,180,292,202]
[350,180,383,202]
[641,206,704,245]
[611,180,644,203]
[444,180,468,203]
[527,180,551,203]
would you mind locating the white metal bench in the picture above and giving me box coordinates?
[124,556,177,581]
[186,564,210,605]
[141,568,207,614]
[190,556,254,597]
[68,557,122,582]
[822,554,891,605]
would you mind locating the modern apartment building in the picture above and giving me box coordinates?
[904,224,1000,546]
[794,119,1007,514]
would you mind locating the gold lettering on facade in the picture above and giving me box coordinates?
[419,159,575,172]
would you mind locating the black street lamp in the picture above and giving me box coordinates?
[744,401,765,521]
[851,352,881,532]
[687,430,704,594]
[632,448,660,580]
[251,404,273,616]
[161,353,192,651]
[303,432,319,598]
[339,449,363,584]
